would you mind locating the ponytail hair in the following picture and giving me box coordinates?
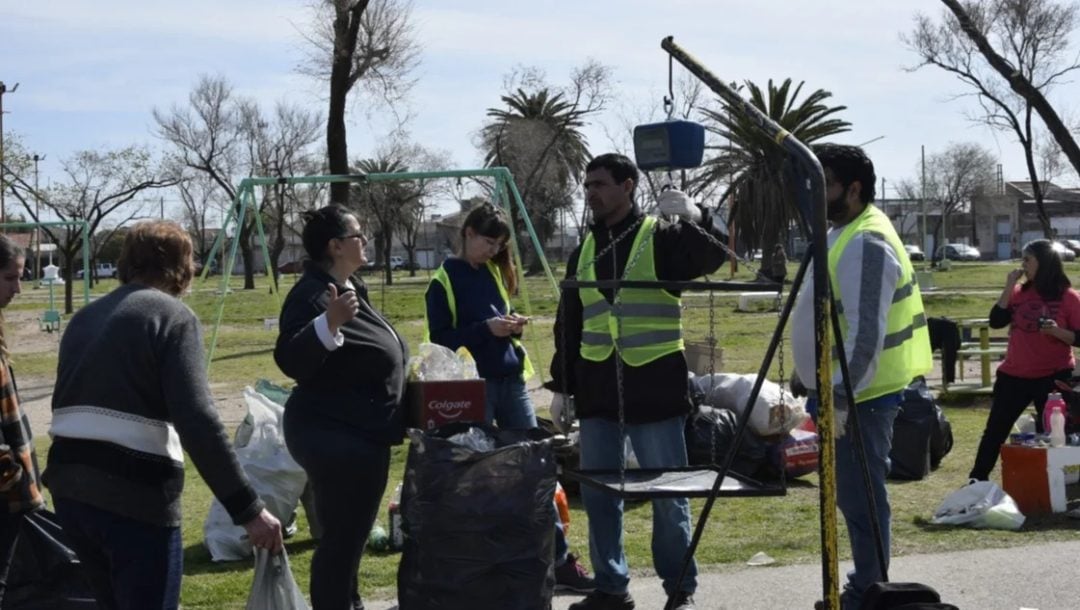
[461,203,517,294]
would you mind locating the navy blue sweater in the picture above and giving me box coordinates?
[426,258,524,379]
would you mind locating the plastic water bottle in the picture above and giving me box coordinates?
[1051,405,1067,448]
[388,482,404,551]
[1044,392,1067,436]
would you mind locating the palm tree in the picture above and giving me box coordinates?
[699,78,851,275]
[481,88,591,273]
[352,156,419,286]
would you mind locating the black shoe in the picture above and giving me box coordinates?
[567,590,635,610]
[665,590,695,610]
[554,553,596,593]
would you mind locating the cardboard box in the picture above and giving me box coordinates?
[407,380,486,430]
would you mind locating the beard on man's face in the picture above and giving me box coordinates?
[826,191,848,222]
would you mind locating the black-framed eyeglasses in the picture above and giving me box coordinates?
[338,232,367,243]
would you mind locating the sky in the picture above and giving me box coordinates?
[4,0,1080,221]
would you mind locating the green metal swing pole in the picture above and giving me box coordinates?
[250,181,280,306]
[205,186,251,368]
[501,169,559,295]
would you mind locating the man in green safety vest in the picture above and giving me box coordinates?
[548,153,729,610]
[790,144,931,610]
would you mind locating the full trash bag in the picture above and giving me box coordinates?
[692,373,808,436]
[397,423,556,610]
[683,405,770,478]
[1,510,97,609]
[204,387,308,561]
[245,548,309,610]
[930,481,1025,531]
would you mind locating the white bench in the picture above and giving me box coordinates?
[263,318,279,331]
[736,292,780,313]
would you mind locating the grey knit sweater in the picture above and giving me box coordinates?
[44,283,263,527]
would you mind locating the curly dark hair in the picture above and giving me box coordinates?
[813,143,876,203]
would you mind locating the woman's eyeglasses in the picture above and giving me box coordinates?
[339,232,368,243]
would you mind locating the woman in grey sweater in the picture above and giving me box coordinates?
[45,221,282,610]
[275,205,408,610]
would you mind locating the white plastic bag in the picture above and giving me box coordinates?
[930,481,1025,531]
[693,373,808,436]
[245,548,309,610]
[204,388,309,561]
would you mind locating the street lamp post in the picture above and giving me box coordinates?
[32,153,44,282]
[0,81,21,228]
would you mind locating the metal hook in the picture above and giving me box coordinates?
[664,53,675,120]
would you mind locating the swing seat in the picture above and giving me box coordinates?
[40,310,61,333]
[562,465,786,500]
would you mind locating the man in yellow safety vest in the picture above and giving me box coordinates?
[790,144,931,610]
[548,153,729,610]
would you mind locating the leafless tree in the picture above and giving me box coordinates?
[906,0,1080,237]
[155,75,322,289]
[3,146,173,312]
[896,142,997,256]
[300,0,420,205]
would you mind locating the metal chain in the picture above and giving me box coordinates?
[776,270,787,403]
[568,215,646,283]
[612,220,659,491]
[707,287,719,464]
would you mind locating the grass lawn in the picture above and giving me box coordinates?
[16,258,1079,607]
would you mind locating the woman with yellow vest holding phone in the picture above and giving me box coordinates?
[425,203,595,592]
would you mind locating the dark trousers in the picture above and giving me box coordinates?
[0,512,22,605]
[284,407,390,610]
[969,368,1073,480]
[53,497,182,610]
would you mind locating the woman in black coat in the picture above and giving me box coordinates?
[275,205,409,610]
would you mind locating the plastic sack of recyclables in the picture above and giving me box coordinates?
[204,387,308,561]
[407,343,479,382]
[245,547,309,610]
[692,373,809,436]
[930,480,1025,531]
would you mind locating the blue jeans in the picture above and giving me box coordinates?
[809,393,900,610]
[578,415,697,596]
[484,376,536,430]
[53,497,183,610]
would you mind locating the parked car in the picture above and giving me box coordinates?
[1061,239,1080,257]
[75,263,117,279]
[903,244,925,261]
[389,256,419,271]
[1051,240,1077,262]
[934,243,980,262]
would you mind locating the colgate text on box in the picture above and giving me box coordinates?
[407,380,486,430]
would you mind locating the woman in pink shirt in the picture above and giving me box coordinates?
[968,239,1080,481]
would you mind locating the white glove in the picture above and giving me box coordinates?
[657,189,702,223]
[549,393,575,434]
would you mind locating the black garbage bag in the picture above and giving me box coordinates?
[889,377,953,480]
[2,510,96,609]
[684,406,772,479]
[397,423,556,610]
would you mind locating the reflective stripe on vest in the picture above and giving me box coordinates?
[424,261,535,380]
[578,216,684,366]
[828,204,932,401]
